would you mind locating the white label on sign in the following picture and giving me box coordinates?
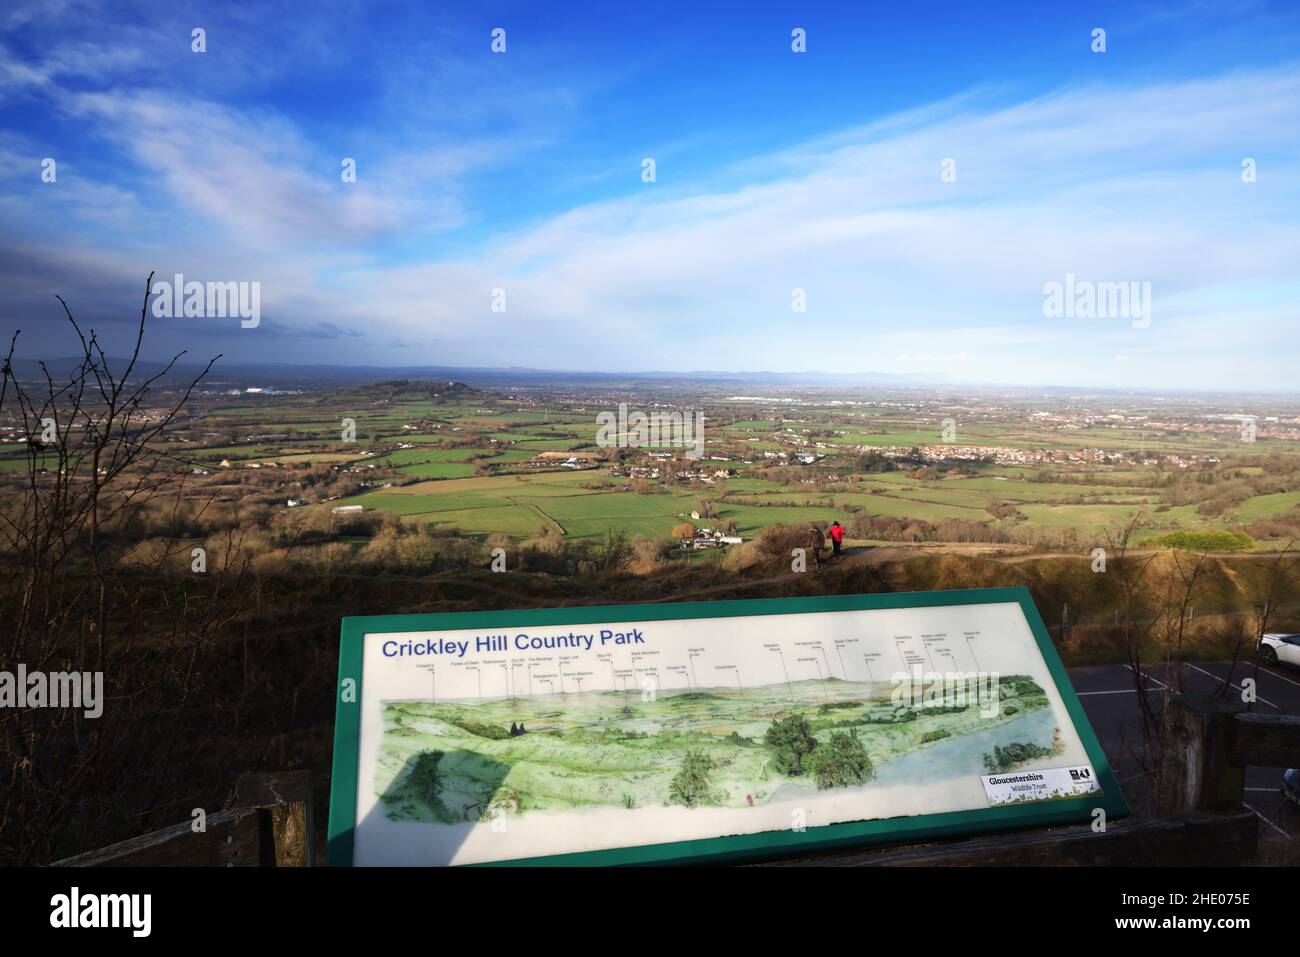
[981,765,1100,806]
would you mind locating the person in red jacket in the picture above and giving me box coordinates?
[828,520,845,559]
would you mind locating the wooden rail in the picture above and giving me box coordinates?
[53,771,313,867]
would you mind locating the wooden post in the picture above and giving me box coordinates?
[1155,694,1246,815]
[228,770,315,867]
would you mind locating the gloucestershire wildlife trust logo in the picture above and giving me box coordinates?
[1042,273,1151,328]
[596,402,704,459]
[150,273,261,328]
[50,887,151,937]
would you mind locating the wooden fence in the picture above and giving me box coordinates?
[53,770,313,867]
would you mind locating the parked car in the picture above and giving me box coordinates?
[1282,769,1299,808]
[1257,633,1300,668]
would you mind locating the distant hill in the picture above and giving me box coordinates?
[333,379,484,401]
[10,358,940,390]
[12,357,1300,400]
[667,691,723,702]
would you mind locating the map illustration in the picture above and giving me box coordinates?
[375,674,1059,824]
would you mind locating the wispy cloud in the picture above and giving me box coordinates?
[1,2,1297,390]
[319,67,1300,387]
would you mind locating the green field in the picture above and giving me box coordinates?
[1236,490,1300,520]
[118,381,1299,550]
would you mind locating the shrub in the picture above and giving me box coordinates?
[1152,530,1255,552]
[758,523,814,559]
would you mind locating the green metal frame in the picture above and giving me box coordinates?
[327,586,1128,866]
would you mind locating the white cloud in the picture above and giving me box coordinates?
[313,66,1300,388]
[4,54,1300,390]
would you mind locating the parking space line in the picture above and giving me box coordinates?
[1243,802,1290,838]
[1077,689,1139,696]
[1185,663,1279,710]
[1259,664,1300,691]
[1125,664,1168,690]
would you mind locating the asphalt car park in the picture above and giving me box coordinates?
[1066,658,1300,840]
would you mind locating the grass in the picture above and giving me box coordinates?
[1236,490,1300,520]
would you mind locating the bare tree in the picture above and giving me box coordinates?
[1223,541,1299,708]
[1149,547,1211,693]
[0,274,263,864]
[1103,513,1159,738]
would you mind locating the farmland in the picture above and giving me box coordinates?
[7,375,1299,556]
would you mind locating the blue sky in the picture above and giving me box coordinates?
[2,0,1299,389]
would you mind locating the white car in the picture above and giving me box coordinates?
[1258,633,1300,668]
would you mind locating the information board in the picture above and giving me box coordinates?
[327,587,1127,865]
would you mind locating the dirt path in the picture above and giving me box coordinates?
[655,540,1283,603]
[506,496,566,535]
[989,548,1274,564]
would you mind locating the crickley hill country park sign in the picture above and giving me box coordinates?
[327,587,1126,866]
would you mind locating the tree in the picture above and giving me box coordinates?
[1225,541,1298,705]
[668,749,718,807]
[0,274,263,864]
[671,522,696,540]
[1149,546,1212,691]
[764,714,818,776]
[1103,513,1159,739]
[593,527,631,571]
[806,731,873,789]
